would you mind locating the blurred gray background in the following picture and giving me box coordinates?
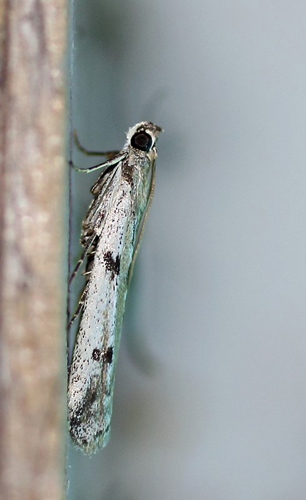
[67,1,306,499]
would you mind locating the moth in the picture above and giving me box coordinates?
[68,121,162,454]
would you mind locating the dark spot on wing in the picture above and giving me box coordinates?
[103,251,120,279]
[104,347,113,364]
[92,348,101,361]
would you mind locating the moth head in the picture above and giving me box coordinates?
[126,121,163,158]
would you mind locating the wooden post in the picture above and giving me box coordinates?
[0,1,67,499]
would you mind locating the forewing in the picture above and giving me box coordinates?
[68,162,139,453]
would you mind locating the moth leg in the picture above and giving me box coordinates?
[73,130,119,158]
[69,233,97,285]
[69,152,126,174]
[67,282,89,329]
[128,160,156,285]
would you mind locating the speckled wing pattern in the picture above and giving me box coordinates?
[68,122,162,454]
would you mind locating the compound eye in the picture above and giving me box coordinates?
[131,131,153,152]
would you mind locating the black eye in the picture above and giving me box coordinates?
[131,131,153,152]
